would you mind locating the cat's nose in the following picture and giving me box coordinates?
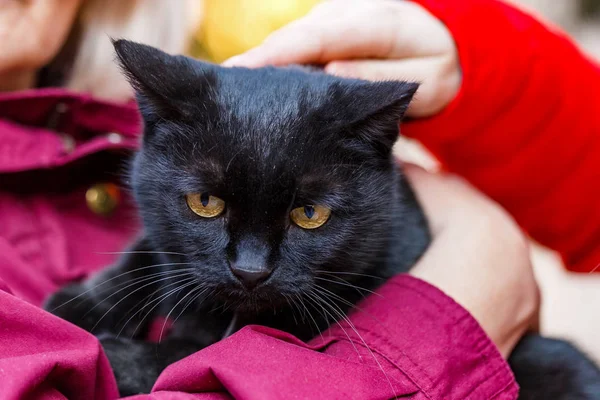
[229,262,273,289]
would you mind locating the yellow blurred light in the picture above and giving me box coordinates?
[197,0,321,62]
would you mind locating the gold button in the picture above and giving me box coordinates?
[107,132,123,144]
[86,183,120,216]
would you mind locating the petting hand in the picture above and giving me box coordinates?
[404,165,540,358]
[224,0,461,118]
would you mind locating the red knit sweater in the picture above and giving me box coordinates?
[407,0,600,273]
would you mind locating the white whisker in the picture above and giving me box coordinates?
[314,276,382,297]
[49,262,193,311]
[90,273,194,332]
[310,288,397,397]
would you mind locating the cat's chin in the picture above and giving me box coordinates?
[213,285,290,314]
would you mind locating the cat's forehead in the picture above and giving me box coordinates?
[194,121,343,189]
[148,63,394,192]
[192,68,343,170]
[216,66,333,120]
[178,67,353,197]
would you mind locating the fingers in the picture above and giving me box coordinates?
[223,18,396,67]
[224,29,458,118]
[326,59,425,82]
[222,0,438,68]
[326,58,454,118]
[221,0,460,118]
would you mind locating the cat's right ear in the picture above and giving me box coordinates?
[113,39,216,122]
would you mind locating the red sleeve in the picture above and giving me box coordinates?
[405,0,600,273]
[0,276,517,399]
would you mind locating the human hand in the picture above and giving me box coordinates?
[404,165,540,358]
[223,0,461,118]
[0,0,81,90]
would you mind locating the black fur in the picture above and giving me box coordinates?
[509,335,600,399]
[45,40,600,398]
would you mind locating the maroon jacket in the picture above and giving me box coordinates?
[0,93,514,398]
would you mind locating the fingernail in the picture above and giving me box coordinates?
[222,48,265,68]
[325,63,346,76]
[222,56,241,67]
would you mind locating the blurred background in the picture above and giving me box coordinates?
[510,0,600,57]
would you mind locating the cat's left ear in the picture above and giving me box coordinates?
[331,80,419,153]
[113,39,215,122]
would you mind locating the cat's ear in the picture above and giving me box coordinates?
[330,80,418,153]
[113,39,216,122]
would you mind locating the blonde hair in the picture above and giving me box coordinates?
[64,0,201,102]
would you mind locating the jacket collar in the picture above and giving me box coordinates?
[0,88,142,174]
[0,87,142,138]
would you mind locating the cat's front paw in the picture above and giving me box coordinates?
[100,336,162,396]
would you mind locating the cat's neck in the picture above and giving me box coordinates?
[382,171,431,277]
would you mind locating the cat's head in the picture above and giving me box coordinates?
[114,40,418,312]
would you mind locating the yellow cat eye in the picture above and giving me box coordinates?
[290,205,331,230]
[186,193,225,218]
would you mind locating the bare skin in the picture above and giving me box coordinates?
[0,0,82,91]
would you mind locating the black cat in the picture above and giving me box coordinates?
[45,40,600,398]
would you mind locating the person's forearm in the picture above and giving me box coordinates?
[311,275,518,399]
[406,0,600,272]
